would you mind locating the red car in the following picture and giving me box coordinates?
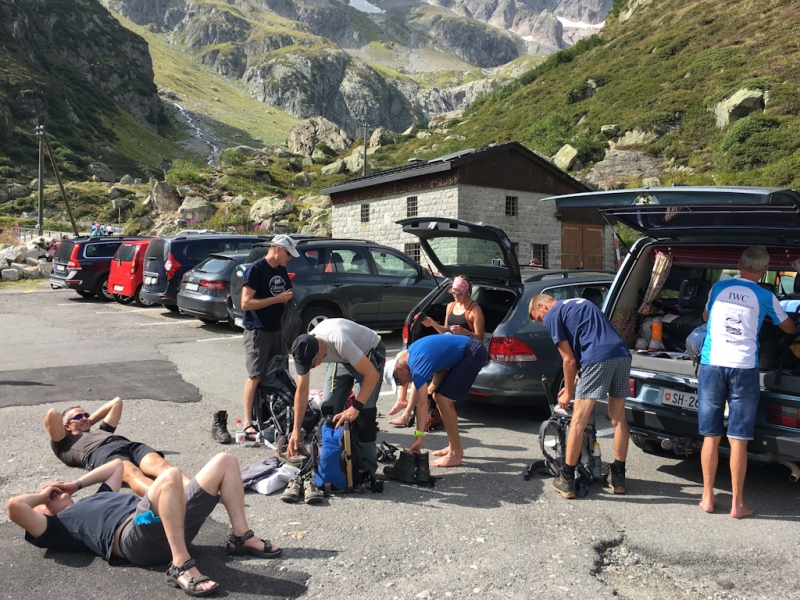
[109,239,156,307]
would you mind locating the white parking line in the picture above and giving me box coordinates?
[137,321,188,326]
[596,427,615,438]
[96,308,150,314]
[379,390,395,396]
[57,303,81,306]
[197,335,243,342]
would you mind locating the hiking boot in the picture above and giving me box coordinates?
[383,450,417,485]
[281,476,303,503]
[212,411,232,444]
[303,477,324,504]
[607,464,626,494]
[414,452,433,486]
[276,435,288,455]
[553,472,576,499]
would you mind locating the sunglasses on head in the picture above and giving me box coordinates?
[69,412,90,422]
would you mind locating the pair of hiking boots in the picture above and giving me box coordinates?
[553,463,626,499]
[383,450,434,487]
[281,475,324,504]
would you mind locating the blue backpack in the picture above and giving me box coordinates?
[685,324,707,367]
[310,417,382,494]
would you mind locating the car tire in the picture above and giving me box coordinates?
[164,304,180,312]
[134,284,157,308]
[301,306,337,334]
[631,433,671,456]
[199,318,218,325]
[75,290,95,298]
[227,315,241,331]
[114,294,133,304]
[95,276,114,301]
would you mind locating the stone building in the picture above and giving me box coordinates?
[321,142,616,270]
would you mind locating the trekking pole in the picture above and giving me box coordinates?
[343,420,354,492]
[541,376,557,417]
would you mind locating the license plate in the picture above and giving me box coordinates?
[186,283,199,291]
[56,265,65,271]
[113,284,124,292]
[661,388,698,411]
[234,317,243,328]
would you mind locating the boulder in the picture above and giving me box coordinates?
[177,186,196,198]
[230,195,249,206]
[416,131,432,139]
[321,159,346,175]
[297,196,331,237]
[271,220,295,234]
[586,148,661,189]
[6,184,30,200]
[344,151,365,174]
[38,262,53,277]
[366,146,383,156]
[553,144,579,171]
[119,174,135,185]
[140,215,155,230]
[642,176,662,188]
[284,158,302,173]
[292,172,311,188]
[25,257,40,267]
[109,186,134,199]
[231,145,262,157]
[149,179,181,213]
[178,197,216,222]
[369,127,395,147]
[250,197,293,222]
[112,197,133,211]
[22,265,41,279]
[302,157,314,166]
[402,125,419,136]
[287,117,351,156]
[601,124,620,138]
[1,246,16,263]
[714,88,765,128]
[89,162,115,183]
[2,268,19,281]
[275,149,292,159]
[444,135,465,141]
[617,129,659,146]
[428,109,463,129]
[312,148,335,164]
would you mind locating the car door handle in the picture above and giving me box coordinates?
[381,283,391,288]
[331,281,343,287]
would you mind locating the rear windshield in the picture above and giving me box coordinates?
[115,244,137,262]
[195,256,234,273]
[55,242,75,261]
[427,237,504,267]
[146,239,168,262]
[179,239,257,261]
[85,242,122,258]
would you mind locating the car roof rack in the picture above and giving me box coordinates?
[523,269,615,283]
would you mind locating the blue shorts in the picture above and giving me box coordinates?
[697,364,760,440]
[438,337,488,403]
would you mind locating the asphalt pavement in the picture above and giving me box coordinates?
[0,283,798,600]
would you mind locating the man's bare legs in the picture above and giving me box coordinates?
[564,398,596,467]
[194,453,280,553]
[145,468,217,594]
[140,453,191,487]
[728,438,754,518]
[243,376,261,433]
[430,394,463,467]
[121,455,190,497]
[699,435,720,513]
[607,396,629,462]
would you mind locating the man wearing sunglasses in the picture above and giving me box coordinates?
[45,397,184,497]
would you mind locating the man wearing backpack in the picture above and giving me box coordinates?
[286,319,385,501]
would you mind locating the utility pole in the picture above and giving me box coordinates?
[363,123,368,177]
[35,125,44,236]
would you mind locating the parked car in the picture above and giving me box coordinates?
[50,236,147,301]
[550,186,800,474]
[108,239,157,307]
[228,237,443,333]
[400,217,614,407]
[177,251,251,324]
[141,234,266,311]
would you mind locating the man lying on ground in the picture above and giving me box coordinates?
[45,397,188,496]
[7,454,282,597]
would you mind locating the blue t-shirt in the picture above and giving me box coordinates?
[25,484,139,564]
[702,278,787,369]
[543,299,629,368]
[242,258,292,331]
[406,334,470,389]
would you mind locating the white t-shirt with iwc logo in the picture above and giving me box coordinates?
[701,279,787,369]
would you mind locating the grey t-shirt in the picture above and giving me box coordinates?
[51,422,127,468]
[310,318,379,366]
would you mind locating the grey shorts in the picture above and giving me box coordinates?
[244,328,284,378]
[118,478,219,566]
[575,355,632,400]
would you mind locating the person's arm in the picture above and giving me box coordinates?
[408,384,429,453]
[332,355,380,427]
[7,486,59,538]
[464,304,485,341]
[54,458,125,495]
[556,341,578,409]
[422,315,447,334]
[44,409,66,442]
[703,309,709,322]
[427,369,446,396]
[288,373,311,456]
[88,397,123,428]
[241,284,292,311]
[779,317,795,334]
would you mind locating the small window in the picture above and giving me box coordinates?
[360,204,370,223]
[530,243,547,267]
[407,196,418,218]
[404,243,421,263]
[505,195,518,217]
[370,249,418,278]
[323,248,370,274]
[303,249,321,270]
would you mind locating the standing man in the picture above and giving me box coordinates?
[529,294,631,499]
[240,234,298,442]
[698,246,793,518]
[287,318,385,475]
[386,334,487,467]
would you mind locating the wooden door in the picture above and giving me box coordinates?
[561,222,605,270]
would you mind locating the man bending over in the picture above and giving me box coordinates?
[7,454,281,597]
[45,397,187,496]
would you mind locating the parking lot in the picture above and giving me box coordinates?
[1,284,799,600]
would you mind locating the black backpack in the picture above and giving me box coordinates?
[254,355,320,441]
[307,416,382,494]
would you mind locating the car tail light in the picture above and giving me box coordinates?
[402,321,409,346]
[767,403,800,429]
[629,379,636,397]
[489,337,538,362]
[130,248,138,274]
[67,245,82,270]
[200,280,227,290]
[164,252,181,279]
[288,272,296,280]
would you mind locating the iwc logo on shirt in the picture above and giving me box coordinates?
[269,275,287,296]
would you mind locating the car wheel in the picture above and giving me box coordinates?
[164,304,180,312]
[631,433,671,456]
[75,290,95,298]
[301,306,337,334]
[114,294,133,304]
[227,315,241,331]
[134,284,157,308]
[95,276,114,301]
[199,318,218,325]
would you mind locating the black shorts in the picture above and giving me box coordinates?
[438,337,488,403]
[88,440,163,470]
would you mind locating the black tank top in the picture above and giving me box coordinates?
[447,302,474,332]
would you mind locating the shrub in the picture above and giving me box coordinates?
[219,149,247,167]
[719,115,781,170]
[314,142,336,157]
[166,159,205,185]
[528,114,574,157]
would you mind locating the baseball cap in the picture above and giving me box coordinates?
[382,358,398,394]
[291,334,319,375]
[272,234,299,257]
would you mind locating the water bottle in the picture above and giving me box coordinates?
[235,419,245,447]
[591,440,603,479]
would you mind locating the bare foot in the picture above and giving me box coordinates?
[432,445,451,457]
[730,504,755,519]
[431,454,462,468]
[699,494,715,513]
[388,414,411,427]
[388,400,408,416]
